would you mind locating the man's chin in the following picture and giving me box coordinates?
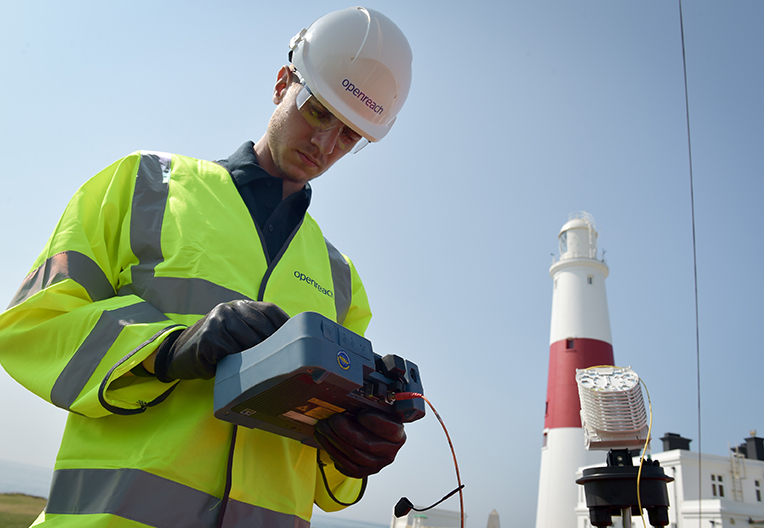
[280,168,321,187]
[289,160,331,183]
[279,153,336,183]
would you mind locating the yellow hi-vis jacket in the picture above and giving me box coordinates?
[0,151,372,527]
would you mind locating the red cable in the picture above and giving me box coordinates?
[395,392,464,528]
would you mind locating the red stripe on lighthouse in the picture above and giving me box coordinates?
[543,338,614,429]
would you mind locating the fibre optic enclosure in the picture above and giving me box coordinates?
[214,311,425,447]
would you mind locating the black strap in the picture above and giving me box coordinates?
[316,450,367,507]
[216,425,238,528]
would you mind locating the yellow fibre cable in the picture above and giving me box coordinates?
[637,379,654,528]
[581,365,654,528]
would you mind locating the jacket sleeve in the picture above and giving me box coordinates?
[0,152,184,418]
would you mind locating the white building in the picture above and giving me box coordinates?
[575,433,764,527]
[390,507,463,528]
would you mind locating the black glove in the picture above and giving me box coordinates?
[154,300,289,382]
[314,410,406,479]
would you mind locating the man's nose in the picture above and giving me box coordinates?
[311,127,341,154]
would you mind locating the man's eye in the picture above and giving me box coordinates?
[309,105,332,123]
[340,128,362,144]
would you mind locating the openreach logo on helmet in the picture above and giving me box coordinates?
[294,271,333,298]
[341,79,384,115]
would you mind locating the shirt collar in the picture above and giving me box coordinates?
[218,141,312,202]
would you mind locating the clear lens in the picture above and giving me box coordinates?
[295,83,366,153]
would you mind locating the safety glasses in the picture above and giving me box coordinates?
[293,74,369,154]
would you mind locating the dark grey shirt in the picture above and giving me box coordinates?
[216,141,311,263]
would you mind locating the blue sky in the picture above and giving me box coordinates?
[1,1,762,526]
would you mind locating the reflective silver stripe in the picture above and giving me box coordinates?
[8,152,170,312]
[324,238,351,325]
[50,302,168,410]
[222,499,310,528]
[47,468,309,528]
[47,468,221,527]
[120,152,252,315]
[120,276,250,316]
[7,250,115,309]
[129,152,172,299]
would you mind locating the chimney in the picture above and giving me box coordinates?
[661,433,692,451]
[745,431,764,461]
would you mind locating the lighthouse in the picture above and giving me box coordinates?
[535,212,615,528]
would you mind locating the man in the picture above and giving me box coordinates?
[0,6,413,527]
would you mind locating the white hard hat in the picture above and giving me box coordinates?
[289,6,412,143]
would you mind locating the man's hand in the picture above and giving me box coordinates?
[314,410,406,479]
[153,300,289,382]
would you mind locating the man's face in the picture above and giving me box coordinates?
[265,73,360,186]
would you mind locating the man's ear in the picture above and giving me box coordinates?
[273,66,292,105]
